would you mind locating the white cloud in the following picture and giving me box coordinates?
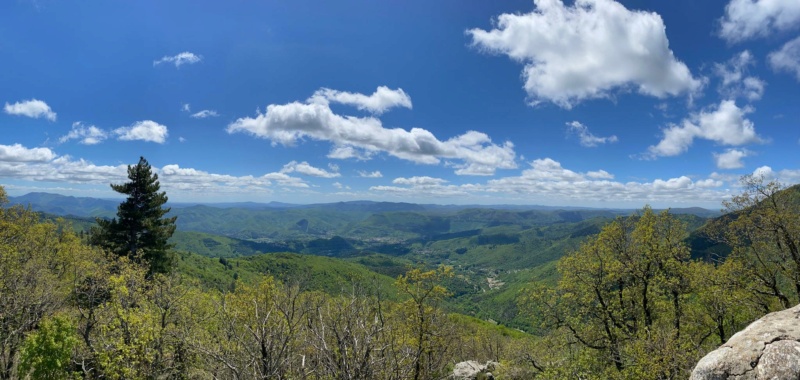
[179,137,186,143]
[392,176,448,186]
[4,99,57,121]
[566,121,618,147]
[0,144,317,198]
[358,170,383,178]
[516,158,584,182]
[328,146,375,161]
[332,182,350,190]
[160,164,307,189]
[182,104,191,112]
[369,157,732,206]
[652,176,693,190]
[480,158,727,204]
[372,177,468,198]
[59,122,108,145]
[0,144,56,162]
[260,172,309,188]
[153,52,202,68]
[714,149,750,169]
[647,100,762,157]
[587,170,614,179]
[714,51,766,101]
[467,0,700,108]
[227,87,517,175]
[719,0,800,42]
[114,120,169,144]
[749,166,800,185]
[308,86,412,114]
[190,110,219,119]
[769,36,800,81]
[280,161,340,178]
[0,149,128,183]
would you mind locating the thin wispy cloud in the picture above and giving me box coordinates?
[59,122,108,145]
[358,170,383,178]
[769,37,800,82]
[566,121,618,147]
[190,110,219,119]
[280,161,340,178]
[153,52,202,68]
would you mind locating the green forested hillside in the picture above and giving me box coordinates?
[5,180,800,379]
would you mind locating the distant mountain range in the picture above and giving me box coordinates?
[8,191,722,218]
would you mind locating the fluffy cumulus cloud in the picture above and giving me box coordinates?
[719,0,800,42]
[371,176,470,197]
[328,146,375,161]
[566,121,618,147]
[714,149,750,169]
[747,165,800,185]
[484,158,725,204]
[587,170,614,179]
[153,52,202,67]
[308,86,412,114]
[59,122,108,145]
[280,161,340,178]
[714,51,766,101]
[0,143,309,196]
[371,157,730,205]
[769,37,800,81]
[114,120,169,144]
[159,164,308,190]
[190,110,219,119]
[3,99,57,121]
[227,87,517,175]
[0,144,57,162]
[647,100,762,158]
[467,0,700,108]
[0,145,127,183]
[358,170,383,178]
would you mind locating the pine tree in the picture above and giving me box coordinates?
[93,157,177,274]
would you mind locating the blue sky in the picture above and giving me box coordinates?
[2,0,799,208]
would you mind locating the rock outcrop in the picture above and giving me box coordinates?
[691,303,800,379]
[451,361,498,380]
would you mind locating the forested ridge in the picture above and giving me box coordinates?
[2,173,799,379]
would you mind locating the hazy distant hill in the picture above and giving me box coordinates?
[9,192,120,218]
[10,192,721,241]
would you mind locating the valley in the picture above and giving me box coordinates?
[11,192,719,330]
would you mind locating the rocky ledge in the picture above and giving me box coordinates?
[691,303,800,379]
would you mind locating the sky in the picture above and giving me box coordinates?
[1,0,799,208]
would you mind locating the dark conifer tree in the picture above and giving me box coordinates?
[93,157,177,274]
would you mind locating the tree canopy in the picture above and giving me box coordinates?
[92,157,177,274]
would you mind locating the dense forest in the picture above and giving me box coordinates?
[2,166,799,379]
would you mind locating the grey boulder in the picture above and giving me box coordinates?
[691,303,800,379]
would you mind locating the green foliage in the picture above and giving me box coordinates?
[8,179,800,379]
[521,207,709,378]
[19,316,80,380]
[92,157,177,274]
[720,176,800,309]
[395,265,455,380]
[0,188,100,379]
